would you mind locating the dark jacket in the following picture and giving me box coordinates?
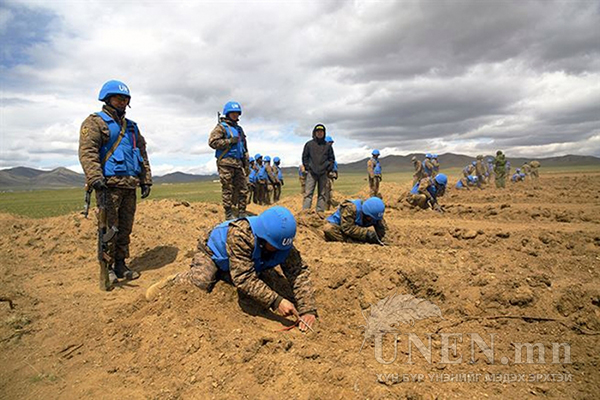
[302,125,335,176]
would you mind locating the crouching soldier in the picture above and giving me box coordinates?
[323,197,386,244]
[407,173,447,212]
[146,206,317,332]
[456,175,478,190]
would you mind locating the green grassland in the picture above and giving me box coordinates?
[1,166,598,218]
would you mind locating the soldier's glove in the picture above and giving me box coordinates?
[141,185,151,199]
[92,179,107,192]
[228,136,239,145]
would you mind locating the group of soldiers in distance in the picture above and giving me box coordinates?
[78,86,541,333]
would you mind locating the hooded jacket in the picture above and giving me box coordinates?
[301,124,335,176]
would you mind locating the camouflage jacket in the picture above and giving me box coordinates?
[338,200,386,241]
[78,105,152,189]
[494,154,507,173]
[205,219,317,315]
[208,118,249,169]
[367,158,380,178]
[265,164,279,184]
[475,160,486,176]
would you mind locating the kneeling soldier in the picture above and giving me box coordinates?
[323,197,386,244]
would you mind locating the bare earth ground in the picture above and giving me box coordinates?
[0,172,599,400]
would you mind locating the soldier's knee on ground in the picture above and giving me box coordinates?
[188,252,219,292]
[323,223,344,242]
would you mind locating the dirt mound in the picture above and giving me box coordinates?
[1,173,599,399]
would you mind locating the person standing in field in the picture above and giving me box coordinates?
[298,164,307,194]
[367,149,382,198]
[272,157,283,202]
[208,101,249,220]
[79,80,152,283]
[302,124,335,213]
[411,156,424,186]
[494,150,507,188]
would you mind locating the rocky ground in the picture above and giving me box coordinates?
[0,172,599,399]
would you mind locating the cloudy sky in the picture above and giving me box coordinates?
[1,0,599,176]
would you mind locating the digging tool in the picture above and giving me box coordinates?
[292,309,315,333]
[97,188,118,291]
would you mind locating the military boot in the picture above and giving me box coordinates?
[114,259,141,280]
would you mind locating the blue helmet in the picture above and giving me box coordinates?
[426,153,433,158]
[264,155,271,162]
[253,206,297,250]
[372,149,380,156]
[362,197,385,221]
[471,161,476,166]
[434,173,448,186]
[223,101,242,116]
[98,80,130,101]
[516,168,521,172]
[432,154,438,159]
[472,176,479,181]
[254,153,262,160]
[325,136,334,143]
[249,157,255,163]
[273,156,280,163]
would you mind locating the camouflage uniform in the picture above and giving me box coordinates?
[367,158,381,198]
[475,156,486,187]
[79,105,152,263]
[325,170,338,210]
[323,200,386,243]
[407,177,439,209]
[521,163,531,177]
[412,157,424,186]
[177,219,317,315]
[529,161,540,179]
[422,158,435,177]
[431,158,440,177]
[298,165,307,194]
[265,163,278,203]
[208,119,249,217]
[494,152,507,188]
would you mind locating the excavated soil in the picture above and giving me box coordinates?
[1,172,599,399]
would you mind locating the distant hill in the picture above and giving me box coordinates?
[2,153,599,190]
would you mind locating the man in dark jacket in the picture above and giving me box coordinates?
[301,124,335,213]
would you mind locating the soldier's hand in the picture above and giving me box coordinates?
[366,230,380,244]
[92,179,107,192]
[141,184,151,199]
[277,298,298,317]
[298,313,317,332]
[229,136,239,145]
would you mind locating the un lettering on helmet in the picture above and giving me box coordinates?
[282,237,294,247]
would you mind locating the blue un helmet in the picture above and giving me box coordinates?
[264,155,271,162]
[325,136,334,143]
[254,153,262,160]
[253,206,297,250]
[426,153,433,159]
[471,161,477,166]
[273,156,280,164]
[223,101,242,116]
[372,149,380,156]
[98,80,131,101]
[249,157,255,163]
[434,173,448,186]
[362,197,385,221]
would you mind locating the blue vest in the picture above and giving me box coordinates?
[276,166,283,181]
[258,164,268,180]
[422,160,432,176]
[206,218,291,272]
[333,161,338,172]
[96,112,143,177]
[411,179,438,199]
[215,122,244,160]
[327,199,367,226]
[373,159,381,175]
[249,166,257,183]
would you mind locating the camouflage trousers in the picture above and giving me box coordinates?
[325,178,335,210]
[247,182,255,204]
[369,176,381,198]
[407,193,429,209]
[495,170,506,188]
[95,187,136,262]
[323,223,346,242]
[273,182,282,202]
[218,165,248,212]
[530,169,539,179]
[299,177,306,194]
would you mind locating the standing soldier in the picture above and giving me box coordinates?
[494,150,507,188]
[325,136,338,210]
[475,155,486,188]
[79,80,152,283]
[253,154,263,204]
[264,156,277,204]
[298,164,307,194]
[407,174,448,212]
[272,157,283,203]
[422,153,435,177]
[431,154,440,177]
[529,160,541,180]
[411,156,423,186]
[302,124,335,213]
[257,155,270,205]
[247,157,256,204]
[209,101,249,220]
[367,149,382,198]
[146,206,318,332]
[521,162,531,178]
[486,158,495,184]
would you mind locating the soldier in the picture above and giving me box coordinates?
[411,156,423,186]
[512,168,526,183]
[486,158,495,184]
[257,155,270,205]
[208,101,249,220]
[521,162,531,177]
[146,206,317,332]
[529,160,541,179]
[325,136,338,210]
[323,197,386,244]
[302,124,335,213]
[455,175,479,190]
[475,155,486,188]
[407,173,448,212]
[431,154,440,177]
[367,149,382,198]
[463,161,476,178]
[494,150,507,188]
[422,153,435,178]
[253,154,264,204]
[298,164,307,194]
[247,157,256,204]
[264,156,277,204]
[79,80,152,283]
[272,157,283,203]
